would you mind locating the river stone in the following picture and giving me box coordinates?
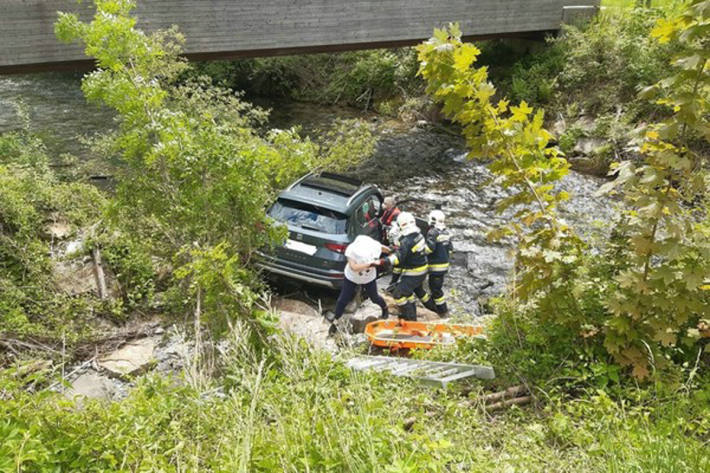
[66,371,114,400]
[54,260,99,295]
[99,337,160,377]
[347,300,384,333]
[278,310,337,352]
[272,297,319,317]
[344,295,360,314]
[54,258,119,298]
[465,245,511,296]
[573,137,608,156]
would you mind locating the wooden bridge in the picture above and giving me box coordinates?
[1,1,599,73]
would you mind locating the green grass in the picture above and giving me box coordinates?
[2,326,708,473]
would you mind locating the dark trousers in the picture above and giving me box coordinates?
[335,278,387,319]
[428,272,448,314]
[391,274,427,321]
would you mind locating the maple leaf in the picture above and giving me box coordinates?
[510,101,533,122]
[632,363,650,379]
[654,329,677,347]
[453,43,479,72]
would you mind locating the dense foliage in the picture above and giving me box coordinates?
[483,1,689,173]
[416,1,709,378]
[0,119,105,337]
[192,48,423,112]
[55,0,375,334]
[599,0,710,376]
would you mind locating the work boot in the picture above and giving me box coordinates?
[380,305,389,319]
[423,298,437,313]
[436,303,448,317]
[402,302,417,321]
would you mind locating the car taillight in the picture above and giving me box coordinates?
[325,243,346,253]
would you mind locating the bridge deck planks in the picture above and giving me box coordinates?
[1,1,599,71]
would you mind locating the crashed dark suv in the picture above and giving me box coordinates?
[257,172,385,288]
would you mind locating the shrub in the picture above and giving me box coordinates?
[192,48,424,109]
[0,126,104,337]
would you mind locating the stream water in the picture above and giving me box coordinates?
[0,72,616,317]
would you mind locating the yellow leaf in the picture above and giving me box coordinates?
[651,18,681,44]
[510,101,533,122]
[453,43,480,72]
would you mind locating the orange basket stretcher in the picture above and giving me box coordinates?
[365,320,485,350]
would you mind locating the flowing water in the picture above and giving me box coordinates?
[0,72,114,159]
[0,72,616,317]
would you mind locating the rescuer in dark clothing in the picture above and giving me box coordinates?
[425,210,453,315]
[378,212,430,321]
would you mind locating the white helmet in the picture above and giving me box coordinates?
[428,210,446,229]
[387,222,401,246]
[396,212,418,236]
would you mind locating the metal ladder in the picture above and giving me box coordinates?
[346,355,495,387]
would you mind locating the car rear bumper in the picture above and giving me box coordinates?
[256,252,345,289]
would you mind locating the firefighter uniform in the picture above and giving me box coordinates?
[425,226,453,314]
[387,231,430,321]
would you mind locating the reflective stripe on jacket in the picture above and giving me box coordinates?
[388,232,429,274]
[426,227,452,273]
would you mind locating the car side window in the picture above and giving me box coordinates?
[353,196,382,239]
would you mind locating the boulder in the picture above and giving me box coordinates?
[574,115,597,134]
[550,118,567,138]
[99,336,160,378]
[568,156,609,177]
[272,297,320,317]
[66,371,115,400]
[53,258,119,298]
[64,238,85,256]
[347,300,384,333]
[54,260,100,295]
[278,309,337,352]
[574,137,608,156]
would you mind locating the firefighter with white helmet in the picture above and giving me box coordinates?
[377,211,431,320]
[425,209,453,315]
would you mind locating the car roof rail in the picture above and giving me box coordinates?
[286,172,314,191]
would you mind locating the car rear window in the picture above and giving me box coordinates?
[269,199,347,234]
